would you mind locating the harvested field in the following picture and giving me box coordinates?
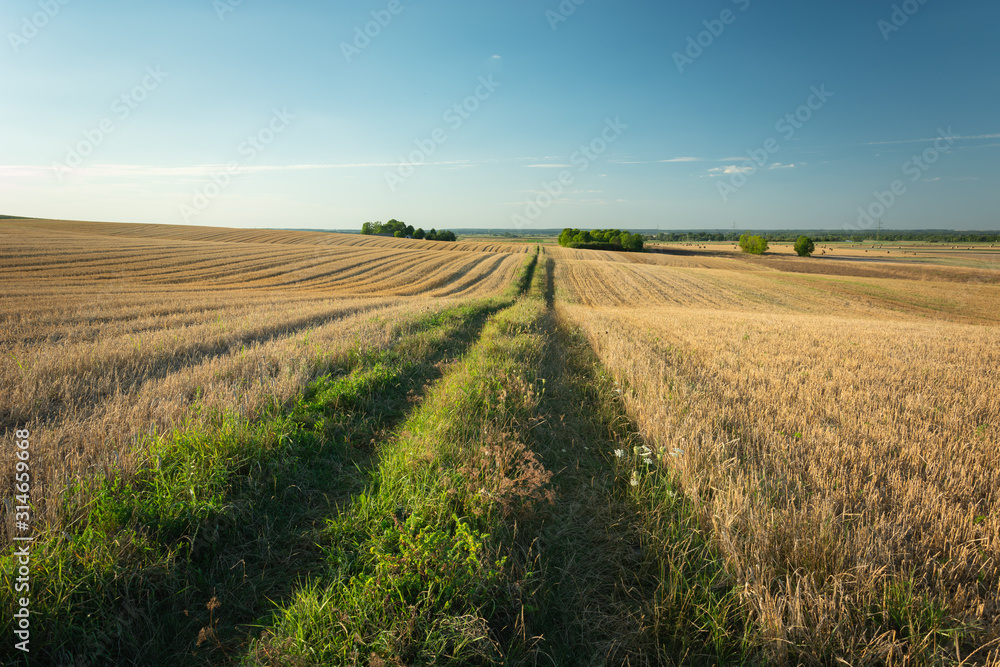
[556,249,1000,662]
[3,219,1000,664]
[554,251,1000,324]
[0,219,526,544]
[0,219,527,295]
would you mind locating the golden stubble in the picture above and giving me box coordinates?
[0,220,523,545]
[558,254,1000,659]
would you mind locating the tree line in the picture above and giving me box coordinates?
[360,219,457,242]
[647,230,1000,243]
[558,228,644,252]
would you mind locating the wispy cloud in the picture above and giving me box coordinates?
[863,133,1000,146]
[609,156,748,165]
[707,165,754,175]
[523,163,573,168]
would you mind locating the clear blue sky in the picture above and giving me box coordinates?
[1,0,997,231]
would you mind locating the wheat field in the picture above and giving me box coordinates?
[0,220,527,543]
[555,248,1000,661]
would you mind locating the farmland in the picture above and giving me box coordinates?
[2,219,999,665]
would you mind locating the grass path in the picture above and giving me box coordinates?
[526,259,744,665]
[241,256,740,664]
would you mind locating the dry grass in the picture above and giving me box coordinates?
[0,219,527,297]
[0,220,525,546]
[558,253,1000,662]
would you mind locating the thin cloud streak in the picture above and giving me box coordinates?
[863,133,1000,146]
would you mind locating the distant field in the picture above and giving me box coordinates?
[0,219,528,295]
[2,220,998,665]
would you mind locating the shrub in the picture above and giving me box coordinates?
[794,236,816,257]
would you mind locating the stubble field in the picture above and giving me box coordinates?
[2,219,998,665]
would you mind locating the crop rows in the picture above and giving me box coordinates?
[0,220,528,546]
[557,256,1000,661]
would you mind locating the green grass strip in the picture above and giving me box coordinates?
[0,299,507,665]
[246,261,551,665]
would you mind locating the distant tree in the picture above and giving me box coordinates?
[359,221,454,242]
[557,228,644,252]
[739,233,768,255]
[794,236,816,257]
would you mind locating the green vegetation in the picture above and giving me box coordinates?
[249,286,550,664]
[794,235,816,257]
[558,228,644,252]
[246,255,748,665]
[3,301,509,664]
[739,232,769,255]
[361,219,457,242]
[527,305,746,664]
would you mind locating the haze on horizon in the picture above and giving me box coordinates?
[1,0,997,232]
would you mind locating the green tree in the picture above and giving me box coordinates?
[794,236,816,257]
[557,228,643,252]
[413,228,425,240]
[739,233,768,255]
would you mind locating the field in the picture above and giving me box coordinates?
[2,220,999,665]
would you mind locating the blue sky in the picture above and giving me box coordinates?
[1,0,997,231]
